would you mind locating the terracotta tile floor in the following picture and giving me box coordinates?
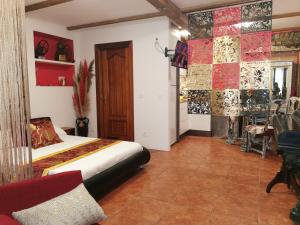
[99,136,297,225]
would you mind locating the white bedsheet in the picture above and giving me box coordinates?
[32,135,143,180]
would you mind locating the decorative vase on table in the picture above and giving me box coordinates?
[76,117,89,137]
[72,59,95,137]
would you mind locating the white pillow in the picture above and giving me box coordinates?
[53,125,67,137]
[12,183,106,225]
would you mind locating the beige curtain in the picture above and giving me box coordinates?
[0,0,32,184]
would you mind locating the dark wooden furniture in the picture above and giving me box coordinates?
[31,117,151,200]
[84,148,150,199]
[95,41,134,141]
[61,127,75,136]
[266,109,300,194]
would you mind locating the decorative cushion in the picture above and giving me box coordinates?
[245,125,274,135]
[30,117,62,149]
[12,183,106,225]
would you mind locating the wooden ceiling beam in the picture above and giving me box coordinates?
[25,0,73,12]
[146,0,188,29]
[272,26,300,32]
[67,12,164,30]
[272,12,300,20]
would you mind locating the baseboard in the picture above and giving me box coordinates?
[180,129,212,138]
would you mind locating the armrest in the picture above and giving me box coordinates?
[0,215,21,225]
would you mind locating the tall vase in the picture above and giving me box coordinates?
[76,117,89,137]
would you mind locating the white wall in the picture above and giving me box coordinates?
[25,18,80,127]
[189,115,211,131]
[169,25,179,145]
[179,69,212,132]
[76,17,172,151]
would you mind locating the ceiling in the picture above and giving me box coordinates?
[25,0,158,27]
[25,0,300,30]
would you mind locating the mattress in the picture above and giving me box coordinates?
[32,135,143,180]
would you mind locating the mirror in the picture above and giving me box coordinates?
[271,61,293,100]
[271,30,300,98]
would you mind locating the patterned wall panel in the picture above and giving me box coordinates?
[213,36,240,64]
[212,63,239,90]
[213,7,241,37]
[188,90,211,114]
[240,61,271,90]
[188,11,213,39]
[241,31,272,61]
[187,64,212,90]
[212,90,224,116]
[241,1,272,20]
[240,89,270,107]
[185,1,272,118]
[241,1,272,33]
[224,89,240,116]
[188,39,213,64]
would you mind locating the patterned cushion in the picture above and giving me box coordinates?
[245,125,274,135]
[12,183,106,225]
[30,117,62,149]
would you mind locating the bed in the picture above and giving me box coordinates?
[30,121,151,199]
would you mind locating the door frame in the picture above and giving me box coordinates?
[94,41,134,140]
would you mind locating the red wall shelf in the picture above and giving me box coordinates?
[34,31,75,86]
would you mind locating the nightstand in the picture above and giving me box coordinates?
[61,127,75,136]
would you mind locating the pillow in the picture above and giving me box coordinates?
[30,117,62,149]
[53,125,67,137]
[12,183,107,225]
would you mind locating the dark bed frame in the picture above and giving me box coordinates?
[83,147,151,199]
[30,117,151,199]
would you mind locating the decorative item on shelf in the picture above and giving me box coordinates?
[171,41,188,69]
[55,41,68,62]
[58,76,66,86]
[35,40,49,59]
[72,60,95,137]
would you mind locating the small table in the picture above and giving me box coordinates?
[61,127,75,136]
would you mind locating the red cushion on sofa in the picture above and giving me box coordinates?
[0,171,83,216]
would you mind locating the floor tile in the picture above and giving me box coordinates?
[98,136,296,225]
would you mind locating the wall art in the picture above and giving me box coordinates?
[188,90,211,114]
[240,61,271,90]
[214,7,241,25]
[188,39,213,64]
[214,24,240,37]
[212,63,239,90]
[183,2,272,118]
[241,1,272,21]
[213,7,241,37]
[241,31,272,61]
[240,89,270,108]
[188,11,213,39]
[186,64,212,90]
[272,31,300,51]
[213,36,240,64]
[241,19,272,33]
[212,90,224,116]
[223,89,240,116]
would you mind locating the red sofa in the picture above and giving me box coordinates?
[0,171,84,225]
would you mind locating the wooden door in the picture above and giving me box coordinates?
[95,41,134,141]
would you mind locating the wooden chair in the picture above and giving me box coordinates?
[286,97,300,114]
[244,109,274,158]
